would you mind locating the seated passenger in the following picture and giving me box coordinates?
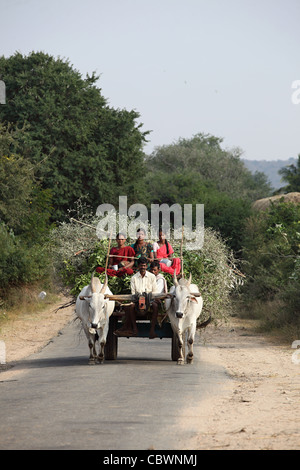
[96,233,135,277]
[131,228,154,269]
[150,260,168,293]
[153,229,181,276]
[114,257,159,339]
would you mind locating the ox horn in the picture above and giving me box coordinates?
[173,272,179,287]
[100,274,108,294]
[187,273,192,287]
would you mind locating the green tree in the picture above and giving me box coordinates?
[0,52,149,220]
[240,201,300,336]
[144,133,271,251]
[0,124,33,231]
[0,123,52,239]
[146,133,271,201]
[278,155,300,192]
[242,201,300,299]
[0,125,53,290]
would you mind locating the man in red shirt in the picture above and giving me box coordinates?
[96,233,135,277]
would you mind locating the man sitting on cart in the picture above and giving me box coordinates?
[150,260,168,294]
[114,257,160,339]
[96,232,135,277]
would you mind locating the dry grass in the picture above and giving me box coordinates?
[233,297,300,344]
[0,281,62,334]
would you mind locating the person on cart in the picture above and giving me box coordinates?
[131,228,154,269]
[96,232,135,277]
[150,260,168,294]
[114,257,160,339]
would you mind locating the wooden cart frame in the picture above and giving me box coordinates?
[104,301,180,362]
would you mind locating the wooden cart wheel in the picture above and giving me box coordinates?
[105,315,118,360]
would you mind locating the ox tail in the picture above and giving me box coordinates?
[197,316,212,329]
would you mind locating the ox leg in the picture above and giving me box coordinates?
[177,332,184,365]
[96,327,107,364]
[97,341,105,364]
[88,338,97,364]
[186,326,196,364]
[83,326,96,364]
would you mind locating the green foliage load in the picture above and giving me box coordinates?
[50,210,241,323]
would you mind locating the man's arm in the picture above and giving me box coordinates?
[156,278,165,294]
[151,276,158,293]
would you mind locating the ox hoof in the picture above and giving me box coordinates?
[88,358,96,365]
[186,355,194,364]
[96,356,104,364]
[177,358,184,365]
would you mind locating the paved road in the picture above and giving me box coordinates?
[0,320,230,450]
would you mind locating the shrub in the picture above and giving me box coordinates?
[240,201,300,338]
[0,223,50,290]
[241,202,300,300]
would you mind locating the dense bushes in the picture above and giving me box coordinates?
[144,134,271,252]
[240,201,300,337]
[0,223,50,289]
[0,125,53,296]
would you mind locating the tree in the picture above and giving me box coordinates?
[145,133,271,201]
[240,201,300,336]
[242,201,300,299]
[144,133,271,251]
[278,155,300,193]
[0,124,52,289]
[0,124,33,231]
[0,123,52,238]
[0,52,149,220]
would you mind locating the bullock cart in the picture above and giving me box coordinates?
[103,293,180,361]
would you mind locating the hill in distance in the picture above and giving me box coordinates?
[242,157,297,189]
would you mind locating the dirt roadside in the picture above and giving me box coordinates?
[0,298,299,450]
[183,319,300,450]
[0,296,75,373]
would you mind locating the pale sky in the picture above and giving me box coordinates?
[1,0,300,160]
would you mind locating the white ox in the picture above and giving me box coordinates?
[165,273,206,365]
[75,274,115,364]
